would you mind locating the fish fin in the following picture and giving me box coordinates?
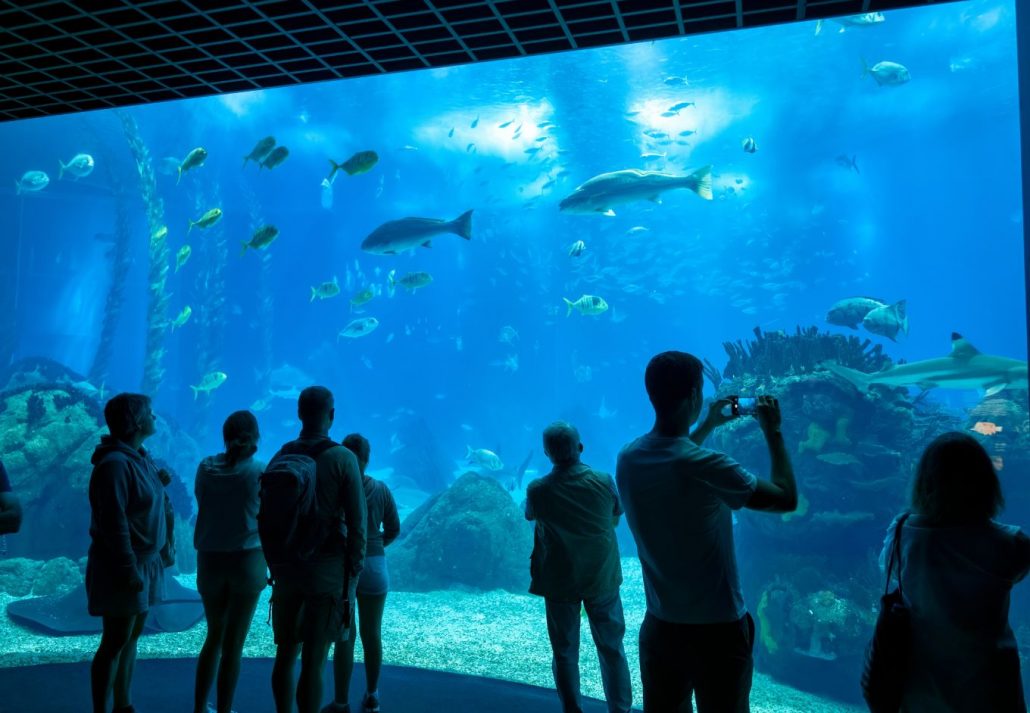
[814,20,823,36]
[821,361,872,393]
[564,298,574,317]
[191,385,199,400]
[949,332,980,359]
[422,240,432,248]
[985,382,1007,397]
[600,209,616,217]
[451,209,473,240]
[187,220,193,235]
[310,287,317,302]
[686,164,714,200]
[177,165,182,185]
[241,241,249,256]
[465,445,473,461]
[649,195,662,204]
[860,57,869,80]
[58,160,66,180]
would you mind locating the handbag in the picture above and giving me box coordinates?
[862,512,912,713]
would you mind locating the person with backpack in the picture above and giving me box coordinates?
[322,433,401,713]
[193,411,267,713]
[261,386,367,713]
[87,393,168,713]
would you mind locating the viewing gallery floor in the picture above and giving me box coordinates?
[0,559,861,712]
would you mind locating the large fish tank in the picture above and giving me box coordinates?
[0,1,1026,710]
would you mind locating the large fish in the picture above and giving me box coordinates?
[558,167,712,216]
[815,13,885,35]
[59,153,94,180]
[862,300,909,342]
[243,136,276,167]
[361,210,473,255]
[861,59,910,86]
[827,297,888,329]
[823,333,1028,396]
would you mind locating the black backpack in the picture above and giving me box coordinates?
[257,439,338,567]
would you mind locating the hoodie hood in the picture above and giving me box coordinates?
[91,435,147,465]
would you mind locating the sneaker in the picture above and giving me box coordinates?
[362,693,380,713]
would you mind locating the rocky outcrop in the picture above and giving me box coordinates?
[390,472,533,593]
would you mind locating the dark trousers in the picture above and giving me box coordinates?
[639,612,755,713]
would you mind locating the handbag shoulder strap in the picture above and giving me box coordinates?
[884,512,911,596]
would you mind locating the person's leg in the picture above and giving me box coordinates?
[297,636,334,713]
[546,598,585,713]
[272,642,301,713]
[329,626,356,708]
[91,615,136,713]
[639,613,692,713]
[215,590,262,713]
[271,578,304,713]
[692,614,754,713]
[584,591,633,713]
[358,593,387,696]
[194,584,230,713]
[112,612,148,710]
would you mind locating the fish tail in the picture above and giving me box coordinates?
[564,298,574,317]
[241,241,249,256]
[684,165,713,200]
[465,445,473,461]
[14,180,20,196]
[814,20,823,36]
[177,165,182,185]
[58,159,66,180]
[242,155,249,168]
[451,209,474,240]
[187,220,194,235]
[895,299,909,336]
[310,287,317,302]
[852,155,859,174]
[190,385,199,400]
[328,159,341,182]
[822,361,872,393]
[860,56,869,80]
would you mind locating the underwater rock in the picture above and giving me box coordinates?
[0,360,200,560]
[390,472,533,593]
[0,557,82,596]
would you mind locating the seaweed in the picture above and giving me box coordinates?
[118,111,169,395]
[721,325,892,385]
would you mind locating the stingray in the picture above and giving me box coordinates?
[6,578,204,636]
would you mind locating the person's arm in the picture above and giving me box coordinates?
[690,398,734,446]
[382,487,401,547]
[744,396,798,513]
[0,492,22,535]
[91,461,142,589]
[606,473,622,527]
[339,451,367,576]
[524,488,536,522]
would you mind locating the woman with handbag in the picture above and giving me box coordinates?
[877,431,1030,712]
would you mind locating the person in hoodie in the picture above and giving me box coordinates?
[193,410,267,713]
[322,433,400,713]
[87,393,167,713]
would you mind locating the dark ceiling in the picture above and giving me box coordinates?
[0,0,956,123]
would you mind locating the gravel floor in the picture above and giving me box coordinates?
[0,558,861,712]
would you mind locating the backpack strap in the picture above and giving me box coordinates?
[884,512,911,596]
[277,438,339,459]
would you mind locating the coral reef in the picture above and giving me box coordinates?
[721,325,892,386]
[390,472,533,593]
[0,557,82,597]
[119,111,169,395]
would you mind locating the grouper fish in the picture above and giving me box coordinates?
[361,210,473,255]
[558,166,713,215]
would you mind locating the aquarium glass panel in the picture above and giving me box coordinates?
[0,1,1025,710]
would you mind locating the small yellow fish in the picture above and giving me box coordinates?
[175,245,191,272]
[350,287,375,309]
[152,225,168,241]
[971,421,1003,436]
[242,225,279,254]
[310,276,340,302]
[188,208,222,234]
[170,305,191,331]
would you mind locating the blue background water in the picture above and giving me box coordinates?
[0,0,1025,702]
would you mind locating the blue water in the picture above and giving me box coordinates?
[0,0,1026,703]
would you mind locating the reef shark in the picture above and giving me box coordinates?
[823,333,1028,396]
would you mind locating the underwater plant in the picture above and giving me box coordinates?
[119,111,170,395]
[722,325,892,385]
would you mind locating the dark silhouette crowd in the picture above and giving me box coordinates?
[2,350,1024,713]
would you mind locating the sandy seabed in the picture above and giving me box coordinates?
[0,558,861,713]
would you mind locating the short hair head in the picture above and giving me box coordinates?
[543,421,581,466]
[644,351,704,417]
[911,431,1003,524]
[104,393,153,441]
[342,433,370,471]
[223,410,260,465]
[298,386,334,428]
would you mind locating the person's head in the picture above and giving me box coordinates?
[644,351,704,427]
[543,421,583,467]
[223,410,260,465]
[911,431,1003,524]
[298,386,334,432]
[104,393,156,444]
[342,433,370,474]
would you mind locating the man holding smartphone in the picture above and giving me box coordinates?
[616,351,797,713]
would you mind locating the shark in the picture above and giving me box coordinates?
[822,333,1028,397]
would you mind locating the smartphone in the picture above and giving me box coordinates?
[730,395,759,417]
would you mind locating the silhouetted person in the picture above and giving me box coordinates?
[193,410,268,713]
[323,433,400,713]
[0,457,22,535]
[526,421,632,713]
[616,352,797,713]
[263,386,367,713]
[87,393,168,713]
[880,432,1029,712]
